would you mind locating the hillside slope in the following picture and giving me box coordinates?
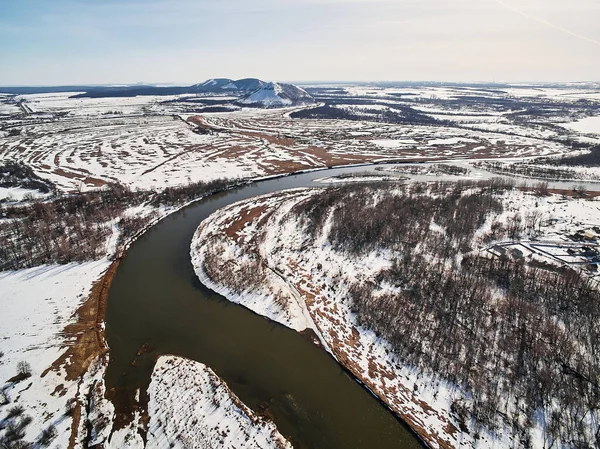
[236,82,315,108]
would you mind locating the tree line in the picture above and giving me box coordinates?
[0,178,238,271]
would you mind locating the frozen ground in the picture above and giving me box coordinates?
[1,82,599,447]
[563,115,600,136]
[147,356,292,449]
[0,186,49,201]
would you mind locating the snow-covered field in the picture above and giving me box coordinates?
[191,185,600,449]
[2,82,600,447]
[563,115,600,136]
[3,83,595,193]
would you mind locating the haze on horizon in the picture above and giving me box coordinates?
[0,0,599,86]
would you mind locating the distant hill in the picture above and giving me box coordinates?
[0,85,109,95]
[66,78,269,99]
[69,85,191,98]
[190,78,266,94]
[236,82,315,108]
[0,78,315,108]
[192,78,237,91]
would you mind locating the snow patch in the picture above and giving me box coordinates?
[146,356,292,449]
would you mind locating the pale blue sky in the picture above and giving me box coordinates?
[0,0,598,85]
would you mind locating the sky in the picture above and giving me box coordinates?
[0,0,598,85]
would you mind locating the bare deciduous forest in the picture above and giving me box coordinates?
[0,178,236,270]
[0,161,54,194]
[292,182,599,447]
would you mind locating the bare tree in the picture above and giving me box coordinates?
[16,361,31,377]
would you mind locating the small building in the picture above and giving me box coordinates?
[584,230,598,240]
[512,247,524,259]
[492,245,507,256]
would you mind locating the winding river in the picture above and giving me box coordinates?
[104,163,600,449]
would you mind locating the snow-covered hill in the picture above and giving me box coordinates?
[236,82,315,108]
[192,78,266,94]
[193,78,236,91]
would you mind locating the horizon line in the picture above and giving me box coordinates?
[1,79,599,89]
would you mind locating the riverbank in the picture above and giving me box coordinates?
[191,188,450,448]
[0,261,112,448]
[0,181,249,447]
[147,356,292,449]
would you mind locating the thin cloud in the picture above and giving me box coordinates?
[493,0,600,46]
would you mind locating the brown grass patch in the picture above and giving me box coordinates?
[239,131,296,147]
[209,145,252,160]
[225,205,268,240]
[187,116,219,132]
[67,402,82,449]
[53,168,80,180]
[304,146,374,166]
[44,260,119,382]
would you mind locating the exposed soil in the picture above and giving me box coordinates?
[44,260,119,381]
[41,259,120,449]
[225,205,269,239]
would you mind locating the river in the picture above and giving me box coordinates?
[104,162,600,448]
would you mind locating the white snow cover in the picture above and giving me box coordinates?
[191,189,316,331]
[427,137,478,146]
[0,261,110,447]
[563,115,600,135]
[146,356,292,449]
[0,186,49,201]
[237,83,294,107]
[1,89,579,193]
[0,200,185,447]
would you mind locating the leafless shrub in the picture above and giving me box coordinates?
[38,425,56,447]
[2,415,32,446]
[64,398,77,416]
[16,362,31,377]
[572,184,588,198]
[5,405,24,419]
[534,181,550,196]
[0,389,8,405]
